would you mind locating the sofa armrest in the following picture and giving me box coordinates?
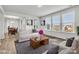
[59,48,74,54]
[42,50,48,54]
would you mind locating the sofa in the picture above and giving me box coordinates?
[43,45,75,54]
[44,30,77,40]
[43,37,79,54]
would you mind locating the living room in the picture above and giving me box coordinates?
[0,5,79,54]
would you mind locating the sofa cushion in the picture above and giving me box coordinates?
[66,37,75,47]
[72,39,78,50]
[47,45,59,54]
[59,48,74,54]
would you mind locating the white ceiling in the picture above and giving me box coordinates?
[2,5,72,17]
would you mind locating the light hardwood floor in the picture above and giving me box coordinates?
[0,33,16,54]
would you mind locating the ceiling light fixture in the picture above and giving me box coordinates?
[37,5,43,8]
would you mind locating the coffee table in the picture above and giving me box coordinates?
[30,36,49,49]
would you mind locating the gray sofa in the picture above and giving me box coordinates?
[43,37,79,54]
[43,45,75,54]
[43,47,75,54]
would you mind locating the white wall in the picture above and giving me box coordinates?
[75,6,79,32]
[0,6,5,39]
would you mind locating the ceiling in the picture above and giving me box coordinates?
[2,5,72,17]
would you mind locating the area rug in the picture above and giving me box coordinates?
[15,40,54,54]
[15,38,64,54]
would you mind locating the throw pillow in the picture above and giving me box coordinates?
[47,45,59,54]
[66,37,75,47]
[72,39,78,50]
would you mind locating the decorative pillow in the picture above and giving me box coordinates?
[59,49,74,54]
[47,45,59,54]
[72,39,79,50]
[66,37,75,47]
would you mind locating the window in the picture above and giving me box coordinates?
[52,15,60,32]
[62,11,74,32]
[40,10,75,33]
[45,17,51,30]
[34,20,40,29]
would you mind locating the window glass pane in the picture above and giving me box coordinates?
[63,12,74,23]
[62,11,74,32]
[45,17,51,30]
[52,15,60,32]
[53,16,60,24]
